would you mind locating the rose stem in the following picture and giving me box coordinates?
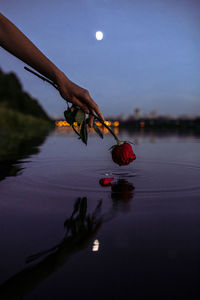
[24,66,120,143]
[24,66,58,90]
[91,114,120,143]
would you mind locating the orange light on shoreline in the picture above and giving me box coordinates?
[103,128,109,133]
[114,127,119,135]
[113,121,119,127]
[140,121,145,128]
[104,121,111,126]
[95,121,102,127]
[55,119,117,129]
[63,121,70,126]
[55,120,70,127]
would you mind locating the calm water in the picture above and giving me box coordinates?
[0,128,200,299]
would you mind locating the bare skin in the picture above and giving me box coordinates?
[0,13,104,126]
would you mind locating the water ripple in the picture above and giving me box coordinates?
[13,158,200,197]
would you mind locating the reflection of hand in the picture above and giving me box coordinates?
[56,72,104,127]
[27,198,102,263]
[70,219,101,252]
[63,198,102,250]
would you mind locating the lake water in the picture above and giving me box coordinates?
[0,128,200,299]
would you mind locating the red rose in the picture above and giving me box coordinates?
[99,177,114,186]
[111,142,136,166]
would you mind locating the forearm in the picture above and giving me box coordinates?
[0,13,62,83]
[0,13,104,121]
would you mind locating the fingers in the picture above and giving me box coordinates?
[71,95,104,128]
[58,77,104,121]
[80,90,105,122]
[65,84,104,123]
[71,97,90,114]
[93,103,105,123]
[88,110,94,128]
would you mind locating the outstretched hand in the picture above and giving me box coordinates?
[0,13,104,128]
[56,72,104,127]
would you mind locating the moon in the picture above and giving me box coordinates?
[95,31,103,41]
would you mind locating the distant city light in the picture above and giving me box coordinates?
[114,127,119,135]
[95,121,102,127]
[103,128,109,133]
[55,120,119,128]
[140,121,145,128]
[104,121,111,126]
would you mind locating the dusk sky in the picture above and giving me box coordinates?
[1,0,200,118]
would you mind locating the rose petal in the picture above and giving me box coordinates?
[99,177,114,187]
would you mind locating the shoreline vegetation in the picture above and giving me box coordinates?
[0,105,53,160]
[0,68,51,121]
[0,68,53,179]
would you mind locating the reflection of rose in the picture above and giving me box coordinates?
[111,179,134,202]
[111,143,136,166]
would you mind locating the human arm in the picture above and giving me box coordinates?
[0,13,104,124]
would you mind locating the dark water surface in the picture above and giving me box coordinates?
[0,129,200,299]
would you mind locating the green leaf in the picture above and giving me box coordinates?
[80,120,88,145]
[72,124,80,137]
[64,108,75,125]
[75,109,85,125]
[93,122,104,139]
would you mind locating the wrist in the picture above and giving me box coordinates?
[53,68,69,86]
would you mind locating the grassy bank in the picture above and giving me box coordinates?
[0,106,54,161]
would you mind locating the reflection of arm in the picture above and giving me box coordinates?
[0,243,71,299]
[0,226,101,300]
[0,240,74,300]
[0,13,60,83]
